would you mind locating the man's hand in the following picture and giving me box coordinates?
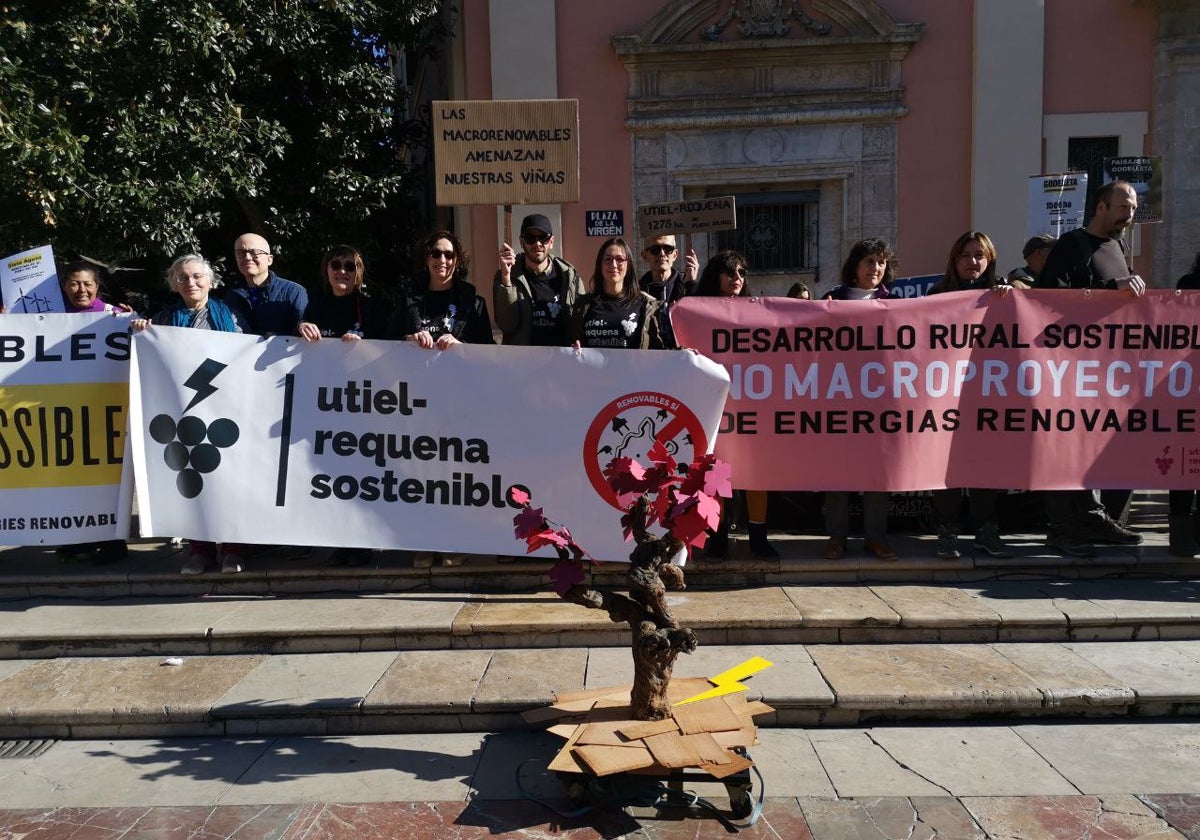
[497,243,516,285]
[683,249,699,283]
[1117,275,1146,297]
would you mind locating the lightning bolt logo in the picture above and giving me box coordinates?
[183,358,228,411]
[675,656,774,706]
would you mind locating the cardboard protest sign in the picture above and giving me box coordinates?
[1105,156,1163,224]
[2,245,63,314]
[638,197,737,237]
[432,99,580,206]
[1027,173,1087,239]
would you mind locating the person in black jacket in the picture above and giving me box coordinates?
[298,245,384,343]
[637,234,697,349]
[391,230,495,349]
[1171,252,1200,558]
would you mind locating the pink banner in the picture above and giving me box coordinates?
[672,290,1200,492]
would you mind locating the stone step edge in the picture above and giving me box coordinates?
[3,642,1200,739]
[3,618,1200,660]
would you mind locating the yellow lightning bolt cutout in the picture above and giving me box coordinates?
[674,656,774,706]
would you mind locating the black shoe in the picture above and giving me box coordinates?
[1046,536,1097,558]
[1084,514,1143,546]
[705,529,729,559]
[91,540,128,566]
[747,523,779,558]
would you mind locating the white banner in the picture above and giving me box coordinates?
[130,329,729,562]
[0,312,134,545]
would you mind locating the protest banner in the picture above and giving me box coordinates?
[1,245,63,314]
[1104,156,1163,224]
[637,196,737,238]
[432,99,580,207]
[0,312,134,545]
[672,291,1200,493]
[129,332,728,561]
[1027,173,1087,239]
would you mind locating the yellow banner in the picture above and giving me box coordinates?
[0,382,127,488]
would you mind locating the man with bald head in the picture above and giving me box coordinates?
[227,233,308,336]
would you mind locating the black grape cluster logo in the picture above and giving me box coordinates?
[148,358,240,499]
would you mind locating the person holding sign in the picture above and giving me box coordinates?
[130,255,249,575]
[693,250,778,559]
[572,238,663,350]
[1034,181,1145,557]
[392,231,495,350]
[1006,235,1055,288]
[226,233,308,338]
[925,231,1013,560]
[638,234,698,349]
[493,213,587,346]
[59,261,132,314]
[298,245,385,343]
[821,238,896,561]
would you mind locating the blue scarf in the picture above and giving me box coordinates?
[169,298,238,332]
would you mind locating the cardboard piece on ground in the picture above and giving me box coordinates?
[555,684,633,704]
[522,699,595,724]
[574,744,658,777]
[671,697,746,735]
[576,721,631,747]
[546,723,580,739]
[644,731,703,769]
[666,677,720,703]
[618,717,679,741]
[738,700,775,719]
[687,733,731,765]
[699,751,754,780]
[714,727,759,748]
[548,725,589,773]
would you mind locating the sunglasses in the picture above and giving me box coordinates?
[522,232,550,245]
[328,258,357,272]
[428,249,457,260]
[729,267,747,278]
[647,244,676,257]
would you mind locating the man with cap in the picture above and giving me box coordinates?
[226,232,308,337]
[1006,234,1056,288]
[638,234,698,349]
[494,213,587,346]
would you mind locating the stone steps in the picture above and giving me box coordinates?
[1,638,1198,740]
[3,581,1200,660]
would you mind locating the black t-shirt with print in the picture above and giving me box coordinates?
[527,269,568,346]
[580,295,644,349]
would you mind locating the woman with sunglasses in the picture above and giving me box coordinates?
[298,246,382,343]
[693,250,778,559]
[820,238,897,561]
[391,230,495,349]
[572,237,663,350]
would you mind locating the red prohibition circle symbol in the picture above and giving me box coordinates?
[583,391,709,509]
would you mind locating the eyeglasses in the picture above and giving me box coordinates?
[329,258,357,272]
[428,249,456,260]
[235,249,270,259]
[522,232,550,245]
[647,244,676,257]
[602,255,628,265]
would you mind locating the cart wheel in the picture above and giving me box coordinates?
[725,780,754,819]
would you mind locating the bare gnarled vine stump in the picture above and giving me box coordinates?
[559,497,697,720]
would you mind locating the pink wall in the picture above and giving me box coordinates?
[885,0,974,277]
[1044,0,1155,115]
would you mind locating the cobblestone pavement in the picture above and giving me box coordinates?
[1,795,1199,838]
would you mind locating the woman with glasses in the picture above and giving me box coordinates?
[298,245,382,343]
[391,230,495,348]
[820,238,897,561]
[130,255,250,575]
[924,231,1013,561]
[693,250,778,559]
[572,237,663,350]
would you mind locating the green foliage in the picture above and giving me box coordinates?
[0,0,448,290]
